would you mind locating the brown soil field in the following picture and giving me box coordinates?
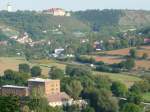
[105,46,150,58]
[95,56,123,64]
[105,48,131,56]
[95,55,150,70]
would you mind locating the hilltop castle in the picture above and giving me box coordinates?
[43,8,71,16]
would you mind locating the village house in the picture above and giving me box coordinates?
[93,40,104,51]
[17,32,32,44]
[0,41,8,46]
[144,38,150,44]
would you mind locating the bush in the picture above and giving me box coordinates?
[49,66,64,79]
[111,81,128,97]
[66,65,92,77]
[31,66,41,77]
[19,63,30,73]
[76,55,95,64]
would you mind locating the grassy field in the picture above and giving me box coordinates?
[143,93,150,102]
[0,57,142,88]
[0,57,28,75]
[0,57,66,76]
[94,71,142,87]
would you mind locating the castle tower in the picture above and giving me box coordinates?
[7,2,12,12]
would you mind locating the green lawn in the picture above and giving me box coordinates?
[143,93,150,102]
[94,71,142,87]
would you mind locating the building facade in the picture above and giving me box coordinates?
[1,85,28,97]
[1,78,72,107]
[28,78,60,96]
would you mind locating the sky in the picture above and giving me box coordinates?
[0,0,150,11]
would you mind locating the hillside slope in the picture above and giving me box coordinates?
[0,10,150,41]
[0,11,90,40]
[73,10,150,31]
[119,10,150,30]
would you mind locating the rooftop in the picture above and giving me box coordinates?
[28,78,47,82]
[2,85,28,89]
[28,78,60,83]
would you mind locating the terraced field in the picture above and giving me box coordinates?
[94,46,150,70]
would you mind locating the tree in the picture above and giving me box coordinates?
[111,81,128,97]
[82,106,95,112]
[127,92,142,105]
[28,97,63,112]
[66,65,92,77]
[0,96,20,112]
[22,105,30,112]
[129,48,137,58]
[123,58,135,70]
[2,69,29,86]
[19,63,30,73]
[95,76,111,90]
[31,66,41,77]
[130,80,150,93]
[142,53,148,59]
[90,89,119,112]
[65,80,83,99]
[49,66,64,79]
[121,103,143,112]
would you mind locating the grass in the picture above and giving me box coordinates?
[94,71,142,87]
[0,57,66,76]
[143,93,150,102]
[0,57,28,75]
[0,57,142,87]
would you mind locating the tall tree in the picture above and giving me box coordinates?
[65,80,83,99]
[31,66,41,77]
[0,96,20,112]
[122,103,143,112]
[19,63,30,73]
[111,81,128,97]
[129,48,137,58]
[49,66,64,79]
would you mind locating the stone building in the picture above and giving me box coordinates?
[0,78,73,107]
[1,85,28,97]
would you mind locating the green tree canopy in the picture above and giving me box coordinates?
[0,96,20,112]
[66,65,92,77]
[121,103,143,112]
[19,63,30,73]
[111,81,128,97]
[31,66,42,77]
[129,48,137,58]
[65,80,83,99]
[89,89,119,112]
[49,66,64,79]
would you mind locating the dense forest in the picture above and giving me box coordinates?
[73,9,123,31]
